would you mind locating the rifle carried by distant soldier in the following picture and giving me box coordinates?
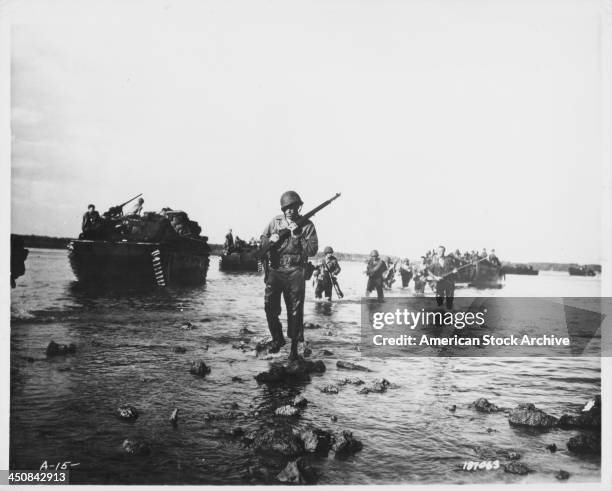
[103,193,143,219]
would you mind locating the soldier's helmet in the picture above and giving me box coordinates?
[280,191,303,210]
[385,256,392,263]
[370,250,379,258]
[323,246,334,255]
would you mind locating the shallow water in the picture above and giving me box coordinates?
[10,249,601,484]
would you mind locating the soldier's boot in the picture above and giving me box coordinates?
[288,338,299,361]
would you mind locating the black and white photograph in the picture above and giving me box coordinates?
[2,0,612,487]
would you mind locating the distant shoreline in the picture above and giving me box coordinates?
[10,234,601,271]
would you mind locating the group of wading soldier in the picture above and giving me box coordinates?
[260,191,462,360]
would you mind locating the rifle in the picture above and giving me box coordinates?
[257,193,341,261]
[103,193,143,218]
[323,260,344,298]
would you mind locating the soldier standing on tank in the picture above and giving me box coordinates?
[261,191,318,360]
[81,204,102,238]
[314,246,341,301]
[427,245,458,309]
[365,250,387,300]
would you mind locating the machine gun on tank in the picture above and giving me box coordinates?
[102,193,143,219]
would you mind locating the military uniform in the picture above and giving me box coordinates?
[399,261,413,287]
[366,255,387,300]
[261,214,318,345]
[314,255,341,300]
[428,254,456,309]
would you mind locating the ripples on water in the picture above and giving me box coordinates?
[10,249,601,484]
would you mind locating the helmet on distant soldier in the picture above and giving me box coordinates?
[280,191,303,211]
[324,246,334,255]
[370,250,379,258]
[385,256,391,263]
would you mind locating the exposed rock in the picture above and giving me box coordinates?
[180,321,196,330]
[503,462,531,475]
[325,330,334,336]
[46,341,76,357]
[255,358,326,384]
[244,428,304,457]
[358,378,391,394]
[190,360,211,377]
[501,450,521,460]
[303,347,312,357]
[546,443,557,452]
[275,405,300,417]
[122,439,151,456]
[320,349,334,356]
[336,360,371,371]
[338,377,365,386]
[304,322,322,329]
[470,398,501,413]
[169,408,179,425]
[330,415,338,422]
[449,405,457,412]
[231,427,244,437]
[558,396,601,430]
[203,411,241,421]
[239,326,255,336]
[508,403,557,428]
[566,433,600,455]
[555,470,570,480]
[276,460,306,484]
[319,384,339,394]
[116,405,139,421]
[232,376,244,382]
[243,464,272,484]
[172,346,187,353]
[486,428,497,434]
[332,430,363,458]
[292,395,308,408]
[298,427,333,455]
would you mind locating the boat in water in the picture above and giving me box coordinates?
[501,264,539,275]
[568,265,596,277]
[68,202,210,287]
[219,247,262,272]
[450,258,503,288]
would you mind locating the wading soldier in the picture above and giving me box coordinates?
[427,245,458,309]
[261,191,318,359]
[314,246,341,301]
[365,250,387,300]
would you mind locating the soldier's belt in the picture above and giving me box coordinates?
[278,254,304,267]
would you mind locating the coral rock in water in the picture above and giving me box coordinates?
[319,384,339,394]
[116,405,139,421]
[298,427,333,455]
[190,360,211,377]
[557,396,601,430]
[122,439,151,456]
[292,395,308,408]
[555,470,570,480]
[508,403,557,428]
[503,462,531,475]
[46,341,76,357]
[566,433,600,455]
[336,360,371,371]
[332,430,363,458]
[275,405,300,417]
[471,398,502,413]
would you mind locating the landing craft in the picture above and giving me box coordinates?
[68,198,210,287]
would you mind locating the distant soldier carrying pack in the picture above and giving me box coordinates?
[365,249,387,300]
[314,246,342,301]
[426,245,458,309]
[260,191,319,360]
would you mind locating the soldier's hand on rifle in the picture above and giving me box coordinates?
[287,220,300,237]
[269,233,280,243]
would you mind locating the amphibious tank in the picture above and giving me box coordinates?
[68,205,210,287]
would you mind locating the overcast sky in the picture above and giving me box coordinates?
[8,0,607,263]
